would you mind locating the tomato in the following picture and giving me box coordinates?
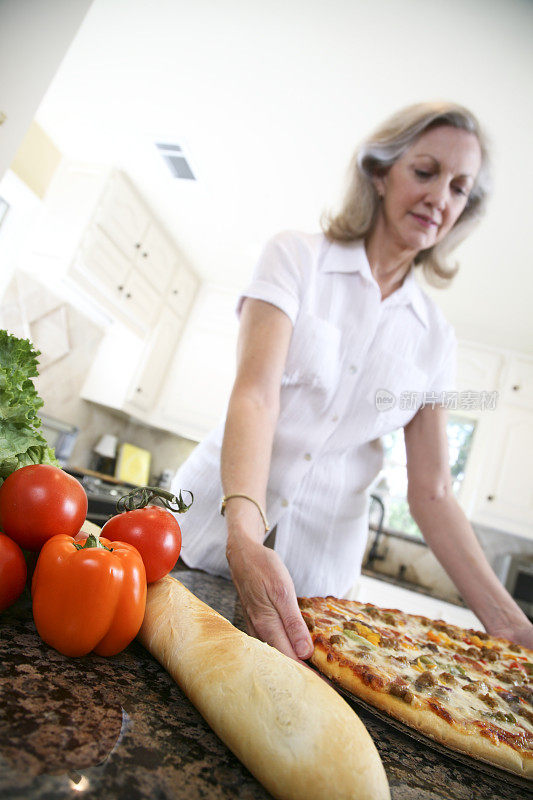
[101,505,182,583]
[0,465,88,551]
[0,533,27,611]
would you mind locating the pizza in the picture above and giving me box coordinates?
[297,595,533,779]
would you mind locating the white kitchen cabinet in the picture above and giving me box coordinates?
[134,223,176,291]
[152,284,239,441]
[472,407,533,537]
[456,343,504,412]
[24,159,201,426]
[503,357,533,408]
[167,263,199,319]
[353,575,483,630]
[125,306,184,413]
[71,227,160,330]
[26,161,193,334]
[93,171,150,257]
[451,343,533,539]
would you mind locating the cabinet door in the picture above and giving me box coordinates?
[155,286,239,440]
[94,172,149,258]
[120,270,160,329]
[134,224,175,291]
[503,357,533,408]
[167,262,199,319]
[456,344,504,390]
[73,227,131,296]
[126,306,183,412]
[473,407,533,538]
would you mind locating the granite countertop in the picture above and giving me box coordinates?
[1,565,531,800]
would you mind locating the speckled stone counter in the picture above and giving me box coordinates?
[1,566,531,800]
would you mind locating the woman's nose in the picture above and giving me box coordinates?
[425,180,448,210]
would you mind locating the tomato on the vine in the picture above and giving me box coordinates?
[101,505,182,583]
[0,465,88,551]
[0,533,27,611]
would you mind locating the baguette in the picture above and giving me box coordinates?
[138,575,390,800]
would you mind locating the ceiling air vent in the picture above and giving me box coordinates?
[156,142,196,180]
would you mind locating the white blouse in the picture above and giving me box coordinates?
[172,231,456,597]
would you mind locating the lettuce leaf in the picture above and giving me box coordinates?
[0,330,59,485]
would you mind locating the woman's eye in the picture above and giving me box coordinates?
[414,169,432,179]
[452,185,467,197]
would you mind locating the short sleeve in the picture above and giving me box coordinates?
[428,328,457,396]
[236,232,306,325]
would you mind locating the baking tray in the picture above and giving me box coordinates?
[308,666,533,793]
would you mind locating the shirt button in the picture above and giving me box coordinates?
[349,364,357,374]
[281,498,289,508]
[304,453,312,461]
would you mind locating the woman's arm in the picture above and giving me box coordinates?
[404,404,533,648]
[221,297,314,661]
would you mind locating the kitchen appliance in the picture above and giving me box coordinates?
[499,553,533,619]
[66,469,137,526]
[91,433,118,476]
[40,414,79,466]
[115,443,151,486]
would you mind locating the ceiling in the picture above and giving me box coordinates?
[34,0,533,351]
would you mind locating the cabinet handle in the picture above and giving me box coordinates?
[136,387,142,393]
[173,289,179,295]
[125,292,132,299]
[117,285,124,291]
[135,242,141,249]
[142,251,148,258]
[487,494,495,502]
[512,385,520,391]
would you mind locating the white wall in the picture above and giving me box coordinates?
[0,0,93,181]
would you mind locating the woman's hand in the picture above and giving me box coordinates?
[487,619,533,650]
[226,533,314,662]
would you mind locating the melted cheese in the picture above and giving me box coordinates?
[310,600,533,744]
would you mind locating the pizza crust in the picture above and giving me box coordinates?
[310,631,532,779]
[138,576,391,800]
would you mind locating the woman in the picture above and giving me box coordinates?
[173,101,533,659]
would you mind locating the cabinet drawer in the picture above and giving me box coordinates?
[167,263,198,318]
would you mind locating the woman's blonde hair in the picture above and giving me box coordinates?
[322,101,491,286]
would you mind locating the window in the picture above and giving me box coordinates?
[371,415,476,538]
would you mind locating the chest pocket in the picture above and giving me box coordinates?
[282,312,341,396]
[365,347,428,437]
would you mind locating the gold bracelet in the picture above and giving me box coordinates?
[220,493,270,533]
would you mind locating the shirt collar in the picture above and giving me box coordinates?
[319,238,429,329]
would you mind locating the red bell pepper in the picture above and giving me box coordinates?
[31,533,146,657]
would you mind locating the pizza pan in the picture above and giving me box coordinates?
[308,666,533,793]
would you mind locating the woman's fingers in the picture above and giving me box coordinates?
[265,576,314,659]
[227,537,314,661]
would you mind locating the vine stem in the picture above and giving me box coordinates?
[115,486,193,514]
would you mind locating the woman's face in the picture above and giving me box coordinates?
[374,125,482,254]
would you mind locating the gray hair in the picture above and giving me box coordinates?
[322,102,491,286]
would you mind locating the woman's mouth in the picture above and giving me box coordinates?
[411,213,438,229]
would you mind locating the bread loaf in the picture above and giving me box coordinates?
[138,575,390,800]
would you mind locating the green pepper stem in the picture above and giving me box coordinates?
[73,533,113,552]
